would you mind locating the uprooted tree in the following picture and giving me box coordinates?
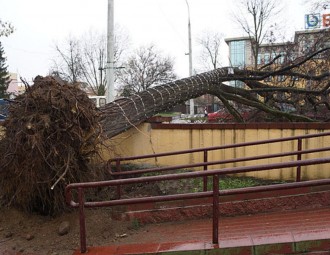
[0,76,104,215]
[1,35,330,215]
[101,44,330,138]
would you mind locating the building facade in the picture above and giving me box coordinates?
[225,28,330,90]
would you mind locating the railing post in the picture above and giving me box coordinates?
[106,160,112,175]
[78,188,87,253]
[116,159,122,198]
[296,138,302,182]
[212,174,219,244]
[203,150,208,191]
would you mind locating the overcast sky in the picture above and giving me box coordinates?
[1,0,310,82]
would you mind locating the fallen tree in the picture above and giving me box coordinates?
[100,47,330,138]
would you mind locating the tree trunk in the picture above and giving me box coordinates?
[100,64,322,139]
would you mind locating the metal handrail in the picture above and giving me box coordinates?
[108,131,330,197]
[66,156,330,253]
[109,146,330,177]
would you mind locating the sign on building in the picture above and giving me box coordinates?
[323,14,330,27]
[305,13,330,29]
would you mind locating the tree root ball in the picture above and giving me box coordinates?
[0,76,104,215]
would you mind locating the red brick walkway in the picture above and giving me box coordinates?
[73,207,330,254]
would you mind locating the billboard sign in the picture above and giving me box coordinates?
[305,13,330,29]
[305,14,321,29]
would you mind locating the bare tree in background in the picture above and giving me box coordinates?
[196,30,224,111]
[117,45,177,96]
[79,31,107,95]
[51,26,129,95]
[51,36,83,83]
[80,28,129,96]
[233,0,284,69]
[197,30,223,70]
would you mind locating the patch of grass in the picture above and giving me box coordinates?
[220,176,262,189]
[192,175,287,192]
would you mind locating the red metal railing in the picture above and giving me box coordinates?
[107,132,330,197]
[66,158,330,253]
[66,132,330,253]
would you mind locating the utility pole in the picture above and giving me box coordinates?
[185,0,194,116]
[106,0,115,103]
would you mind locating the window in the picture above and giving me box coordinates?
[276,52,285,64]
[264,53,270,64]
[291,76,299,81]
[277,75,285,82]
[229,80,244,88]
[271,53,277,63]
[89,96,107,107]
[230,41,245,67]
[99,98,106,107]
[257,54,262,65]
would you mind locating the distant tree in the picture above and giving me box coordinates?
[51,36,83,83]
[0,20,14,38]
[0,42,10,98]
[197,30,223,71]
[117,45,177,96]
[51,27,129,95]
[233,0,284,69]
[80,31,107,95]
[196,30,224,111]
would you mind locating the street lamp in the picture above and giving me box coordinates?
[106,0,115,103]
[185,0,194,116]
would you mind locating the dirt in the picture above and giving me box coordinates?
[0,206,141,255]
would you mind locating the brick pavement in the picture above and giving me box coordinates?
[73,207,330,255]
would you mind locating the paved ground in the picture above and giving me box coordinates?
[73,207,330,255]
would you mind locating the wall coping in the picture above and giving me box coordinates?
[151,122,330,130]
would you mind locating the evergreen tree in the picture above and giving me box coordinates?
[0,41,10,98]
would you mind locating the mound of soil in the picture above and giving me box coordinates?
[0,207,135,255]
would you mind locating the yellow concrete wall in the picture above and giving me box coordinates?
[104,123,330,181]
